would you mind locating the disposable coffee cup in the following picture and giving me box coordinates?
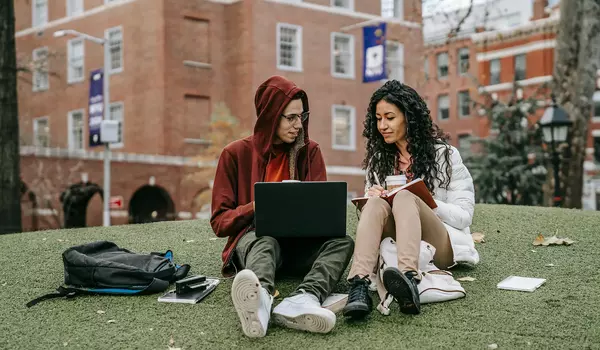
[385,175,407,190]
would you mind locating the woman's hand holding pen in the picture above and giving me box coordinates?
[367,185,387,197]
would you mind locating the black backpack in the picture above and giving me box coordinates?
[27,240,190,307]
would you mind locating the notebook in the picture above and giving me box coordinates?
[497,276,546,292]
[321,293,348,313]
[157,278,220,304]
[351,178,437,210]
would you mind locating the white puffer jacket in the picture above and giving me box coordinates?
[363,144,479,266]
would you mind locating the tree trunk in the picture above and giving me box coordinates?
[553,0,600,208]
[0,1,22,234]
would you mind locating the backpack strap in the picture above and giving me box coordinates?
[26,286,80,307]
[26,278,171,308]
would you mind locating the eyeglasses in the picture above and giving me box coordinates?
[281,111,310,123]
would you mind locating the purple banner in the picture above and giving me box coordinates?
[88,69,104,147]
[363,22,387,83]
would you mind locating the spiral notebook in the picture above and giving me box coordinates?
[351,178,437,210]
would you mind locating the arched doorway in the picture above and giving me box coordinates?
[60,182,103,228]
[129,185,176,224]
[20,180,39,231]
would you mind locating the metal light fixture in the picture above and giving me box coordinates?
[538,96,573,206]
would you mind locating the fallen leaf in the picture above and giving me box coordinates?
[273,289,280,298]
[97,310,105,314]
[42,238,47,241]
[209,237,218,241]
[200,332,205,335]
[488,344,498,350]
[168,336,182,350]
[531,250,537,253]
[533,234,545,246]
[149,328,153,331]
[184,240,195,243]
[472,232,485,243]
[107,319,116,324]
[57,239,65,242]
[544,264,556,267]
[457,276,476,282]
[533,234,576,246]
[63,342,68,347]
[1,282,6,287]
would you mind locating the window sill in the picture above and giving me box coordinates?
[331,72,355,80]
[277,65,303,73]
[332,145,356,151]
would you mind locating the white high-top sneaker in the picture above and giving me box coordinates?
[272,291,336,334]
[231,269,273,338]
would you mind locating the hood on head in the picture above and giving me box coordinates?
[253,76,309,158]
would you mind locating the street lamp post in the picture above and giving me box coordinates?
[538,97,573,207]
[54,29,112,226]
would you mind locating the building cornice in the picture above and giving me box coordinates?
[471,17,559,46]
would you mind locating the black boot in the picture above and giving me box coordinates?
[342,275,373,319]
[382,267,421,315]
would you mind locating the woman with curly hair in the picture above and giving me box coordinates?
[342,80,479,319]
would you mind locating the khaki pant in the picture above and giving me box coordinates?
[348,191,453,280]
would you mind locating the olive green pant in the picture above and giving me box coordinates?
[235,231,354,303]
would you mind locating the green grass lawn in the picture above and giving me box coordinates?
[1,204,600,350]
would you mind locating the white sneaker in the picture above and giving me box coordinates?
[231,269,273,338]
[272,291,336,334]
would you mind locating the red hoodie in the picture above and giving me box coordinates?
[210,76,327,276]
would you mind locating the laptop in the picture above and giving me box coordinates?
[254,181,347,238]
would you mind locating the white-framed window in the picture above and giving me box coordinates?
[33,117,50,147]
[437,52,448,78]
[32,0,48,27]
[277,23,303,72]
[67,38,85,83]
[68,110,85,150]
[490,58,501,85]
[106,27,123,74]
[67,0,84,17]
[438,94,449,121]
[458,47,469,75]
[109,102,124,149]
[331,33,355,79]
[32,47,49,92]
[514,54,526,81]
[458,90,470,118]
[386,41,404,82]
[382,0,403,20]
[593,91,600,123]
[332,105,356,151]
[332,0,354,10]
[594,134,600,163]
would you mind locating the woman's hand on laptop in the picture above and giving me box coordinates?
[367,185,387,197]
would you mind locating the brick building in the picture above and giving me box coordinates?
[15,0,424,231]
[421,0,600,210]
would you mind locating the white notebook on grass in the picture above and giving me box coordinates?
[497,276,546,292]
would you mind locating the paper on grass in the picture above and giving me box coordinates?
[497,276,546,292]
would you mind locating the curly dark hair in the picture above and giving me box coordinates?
[363,80,451,194]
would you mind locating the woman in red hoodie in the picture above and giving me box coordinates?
[210,76,354,338]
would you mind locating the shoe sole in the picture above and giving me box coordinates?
[382,268,420,315]
[231,270,267,338]
[273,309,336,334]
[342,302,371,319]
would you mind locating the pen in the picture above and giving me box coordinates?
[373,172,382,187]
